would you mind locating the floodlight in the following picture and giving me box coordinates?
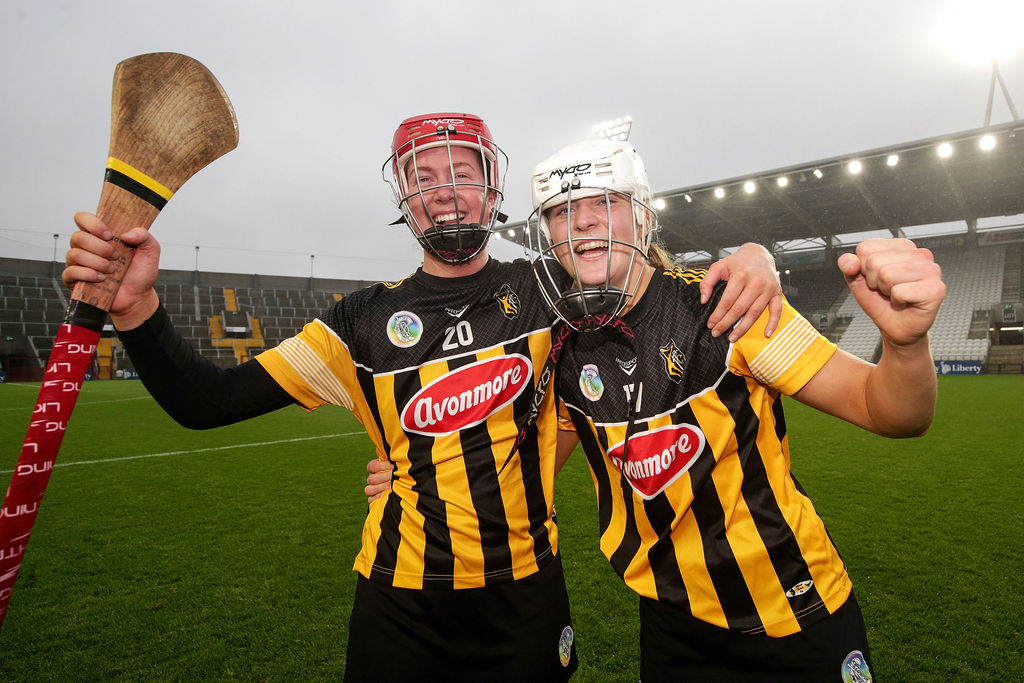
[593,115,633,141]
[980,134,997,150]
[887,154,900,166]
[777,176,789,187]
[653,198,666,210]
[936,0,1024,65]
[848,160,863,174]
[507,229,514,238]
[743,181,756,193]
[813,169,823,179]
[684,194,692,203]
[938,142,954,158]
[714,187,725,199]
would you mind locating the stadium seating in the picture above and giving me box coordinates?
[2,237,1021,376]
[0,271,349,374]
[0,273,67,370]
[928,248,1004,362]
[783,266,848,333]
[828,245,1006,363]
[232,286,340,347]
[835,292,882,361]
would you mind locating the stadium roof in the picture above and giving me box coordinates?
[503,119,1024,259]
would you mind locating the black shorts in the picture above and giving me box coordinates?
[638,592,874,682]
[344,553,578,682]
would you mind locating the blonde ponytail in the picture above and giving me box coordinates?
[647,242,677,270]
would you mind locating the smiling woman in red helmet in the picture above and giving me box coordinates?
[63,111,783,681]
[385,113,506,268]
[524,138,945,681]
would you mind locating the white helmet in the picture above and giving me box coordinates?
[526,139,658,330]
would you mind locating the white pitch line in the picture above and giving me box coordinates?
[0,396,152,412]
[73,396,153,406]
[0,431,368,472]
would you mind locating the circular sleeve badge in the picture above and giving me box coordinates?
[387,311,423,348]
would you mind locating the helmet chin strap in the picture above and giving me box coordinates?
[554,260,655,331]
[418,223,492,264]
[553,286,627,327]
[408,201,508,264]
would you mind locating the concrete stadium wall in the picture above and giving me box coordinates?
[0,256,376,294]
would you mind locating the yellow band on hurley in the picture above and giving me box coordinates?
[106,157,173,201]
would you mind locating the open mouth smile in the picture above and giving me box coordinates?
[434,212,466,225]
[574,240,609,257]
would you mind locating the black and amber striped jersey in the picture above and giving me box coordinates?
[557,266,850,637]
[256,259,561,590]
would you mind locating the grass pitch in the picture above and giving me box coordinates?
[0,375,1021,681]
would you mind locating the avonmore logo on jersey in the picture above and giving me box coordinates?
[401,354,532,437]
[608,423,706,499]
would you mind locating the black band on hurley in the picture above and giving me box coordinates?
[63,299,108,333]
[104,167,169,210]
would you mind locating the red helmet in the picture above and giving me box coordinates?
[383,113,508,263]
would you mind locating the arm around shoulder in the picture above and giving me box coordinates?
[701,243,783,341]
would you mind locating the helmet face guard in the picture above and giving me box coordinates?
[526,140,658,331]
[383,113,508,264]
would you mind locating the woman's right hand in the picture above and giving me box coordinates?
[63,212,162,329]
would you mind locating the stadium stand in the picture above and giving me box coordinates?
[835,295,883,362]
[233,285,342,348]
[0,270,67,379]
[774,265,848,341]
[928,247,1003,362]
[815,239,1021,367]
[3,234,1023,378]
[0,258,374,378]
[820,242,1015,363]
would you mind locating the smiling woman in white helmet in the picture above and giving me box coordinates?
[528,138,661,329]
[525,138,946,681]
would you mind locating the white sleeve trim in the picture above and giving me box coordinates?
[275,336,355,411]
[747,316,820,386]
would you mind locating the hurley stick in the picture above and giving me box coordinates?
[0,53,238,630]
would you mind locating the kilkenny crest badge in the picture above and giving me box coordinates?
[387,311,422,348]
[494,283,521,319]
[579,364,604,401]
[659,340,686,383]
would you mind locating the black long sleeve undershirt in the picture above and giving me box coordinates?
[116,303,296,429]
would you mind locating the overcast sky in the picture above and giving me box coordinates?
[2,0,1022,281]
